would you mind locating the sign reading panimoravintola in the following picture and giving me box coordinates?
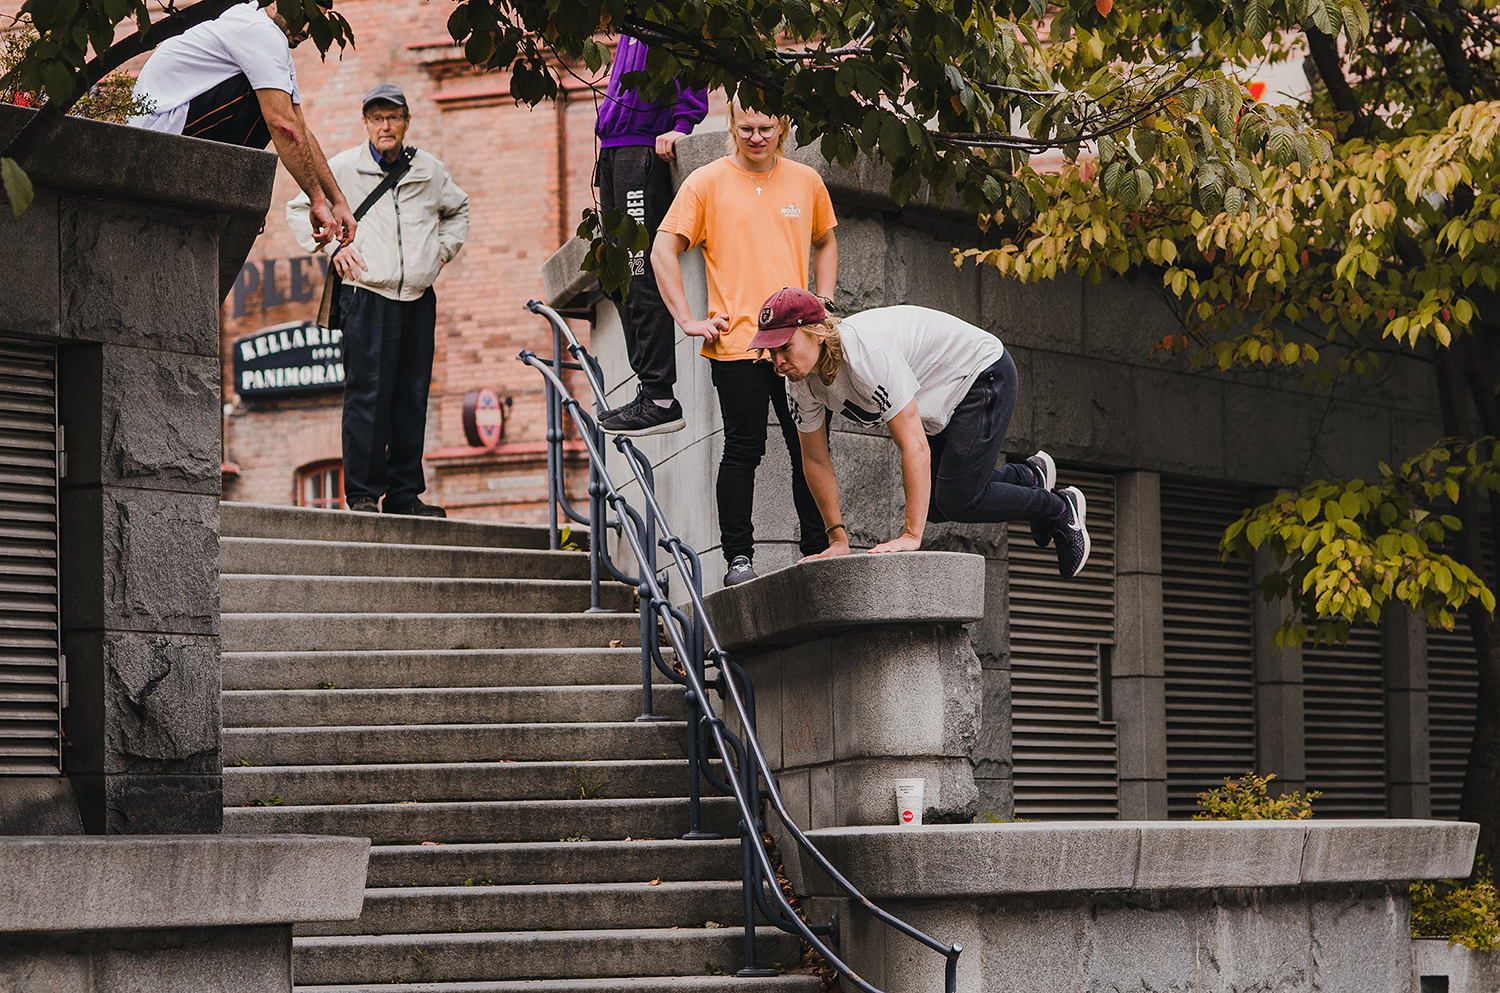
[233,321,344,397]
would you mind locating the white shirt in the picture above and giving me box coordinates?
[787,306,1006,436]
[127,1,299,135]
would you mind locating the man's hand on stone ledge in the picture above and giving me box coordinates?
[798,539,851,563]
[869,532,922,554]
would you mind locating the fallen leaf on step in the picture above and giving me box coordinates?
[648,878,661,886]
[398,800,417,804]
[704,921,724,929]
[609,640,624,648]
[421,841,444,846]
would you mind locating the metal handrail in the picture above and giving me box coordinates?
[521,299,962,993]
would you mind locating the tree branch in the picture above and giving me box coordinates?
[1303,26,1369,140]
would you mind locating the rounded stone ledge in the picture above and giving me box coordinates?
[704,551,986,653]
[802,819,1478,899]
[0,833,370,933]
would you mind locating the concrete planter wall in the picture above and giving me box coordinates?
[0,834,369,991]
[1414,937,1500,993]
[802,819,1478,993]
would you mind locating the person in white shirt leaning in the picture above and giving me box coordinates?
[751,287,1092,578]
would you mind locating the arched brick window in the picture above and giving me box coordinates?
[296,459,344,509]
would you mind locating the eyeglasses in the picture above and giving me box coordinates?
[735,124,780,140]
[366,114,406,126]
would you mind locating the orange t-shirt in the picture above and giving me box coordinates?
[659,155,838,361]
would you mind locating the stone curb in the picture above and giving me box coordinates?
[802,819,1479,898]
[0,833,369,932]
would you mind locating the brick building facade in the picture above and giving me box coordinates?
[82,0,727,521]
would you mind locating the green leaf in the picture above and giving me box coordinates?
[1,158,34,218]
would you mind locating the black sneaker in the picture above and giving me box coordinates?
[1052,486,1091,578]
[724,554,757,587]
[1026,451,1056,548]
[384,498,447,518]
[348,498,379,513]
[599,392,686,437]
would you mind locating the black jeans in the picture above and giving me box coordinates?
[597,145,677,400]
[926,351,1063,524]
[340,285,436,506]
[183,73,271,148]
[709,358,829,561]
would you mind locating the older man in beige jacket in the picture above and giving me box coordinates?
[288,82,469,516]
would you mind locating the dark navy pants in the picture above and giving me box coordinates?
[926,351,1064,524]
[340,285,436,506]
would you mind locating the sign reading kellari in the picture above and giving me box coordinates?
[233,321,344,396]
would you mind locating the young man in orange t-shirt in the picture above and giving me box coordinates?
[647,101,839,586]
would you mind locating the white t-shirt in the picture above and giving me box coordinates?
[786,306,1006,436]
[127,1,299,135]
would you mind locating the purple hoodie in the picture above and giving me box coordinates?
[596,36,709,148]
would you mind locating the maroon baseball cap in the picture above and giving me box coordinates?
[748,287,827,349]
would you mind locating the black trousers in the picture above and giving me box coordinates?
[926,352,1063,524]
[597,145,677,399]
[709,358,829,561]
[340,285,437,506]
[183,73,271,148]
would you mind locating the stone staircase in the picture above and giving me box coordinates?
[218,503,816,993]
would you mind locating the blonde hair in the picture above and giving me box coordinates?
[801,317,843,385]
[725,97,790,156]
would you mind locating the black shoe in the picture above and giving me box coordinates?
[599,392,686,437]
[1052,486,1091,578]
[384,498,447,518]
[348,499,379,513]
[724,555,757,587]
[1026,451,1057,548]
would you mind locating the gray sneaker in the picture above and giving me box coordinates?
[1026,451,1057,548]
[724,554,757,587]
[1052,486,1091,578]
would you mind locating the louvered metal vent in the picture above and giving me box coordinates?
[1303,626,1386,816]
[0,337,63,775]
[1007,471,1118,819]
[1428,621,1476,820]
[1427,525,1489,820]
[1160,481,1257,818]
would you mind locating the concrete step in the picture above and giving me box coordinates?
[221,502,560,549]
[222,576,633,615]
[223,759,709,806]
[221,536,591,580]
[225,722,688,767]
[224,796,741,844]
[293,930,810,987]
[365,839,743,887]
[298,979,817,993]
[224,684,684,728]
[222,648,673,691]
[221,612,644,653]
[297,880,754,937]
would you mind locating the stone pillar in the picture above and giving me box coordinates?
[1113,471,1167,819]
[1252,545,1305,794]
[0,104,273,834]
[704,552,985,830]
[1383,608,1432,817]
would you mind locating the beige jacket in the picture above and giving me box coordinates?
[287,144,469,302]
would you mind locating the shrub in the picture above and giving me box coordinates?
[1412,861,1500,951]
[2,27,153,123]
[1194,772,1319,820]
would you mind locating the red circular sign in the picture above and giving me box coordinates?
[901,809,914,823]
[462,388,505,448]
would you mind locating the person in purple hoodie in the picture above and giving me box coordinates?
[595,36,709,436]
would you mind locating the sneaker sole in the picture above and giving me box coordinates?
[600,417,687,438]
[1027,452,1057,548]
[1058,485,1091,578]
